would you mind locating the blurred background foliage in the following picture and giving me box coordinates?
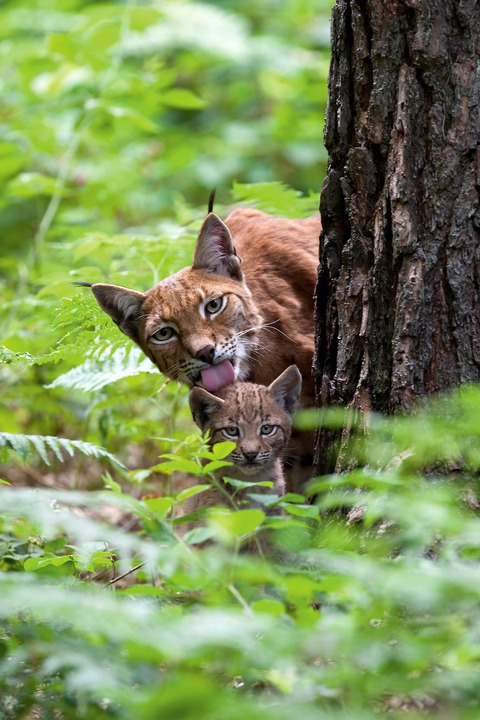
[1,0,331,474]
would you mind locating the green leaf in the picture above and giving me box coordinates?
[251,598,285,616]
[224,477,274,490]
[284,504,320,519]
[0,141,26,181]
[176,484,211,503]
[144,497,174,518]
[183,526,216,545]
[156,459,203,476]
[47,33,77,60]
[6,172,61,199]
[44,537,67,553]
[161,88,206,109]
[103,473,122,494]
[280,493,306,503]
[24,555,75,571]
[106,106,159,133]
[294,406,360,431]
[202,460,232,474]
[245,493,280,507]
[208,508,265,543]
[118,585,166,597]
[212,441,236,459]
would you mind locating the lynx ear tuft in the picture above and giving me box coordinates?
[268,365,302,416]
[207,188,216,214]
[91,283,145,343]
[189,387,225,432]
[193,213,243,281]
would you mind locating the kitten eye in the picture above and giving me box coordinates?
[260,424,276,436]
[205,296,226,316]
[223,426,240,439]
[150,326,176,343]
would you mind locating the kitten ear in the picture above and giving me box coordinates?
[268,365,302,416]
[193,213,243,280]
[189,387,225,432]
[91,283,145,343]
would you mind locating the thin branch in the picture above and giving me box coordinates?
[105,561,146,587]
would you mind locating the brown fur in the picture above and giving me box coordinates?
[183,367,301,554]
[89,208,320,406]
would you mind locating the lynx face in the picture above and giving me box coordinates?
[86,206,320,411]
[90,214,262,391]
[189,365,302,477]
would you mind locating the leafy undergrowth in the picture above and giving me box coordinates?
[1,387,480,719]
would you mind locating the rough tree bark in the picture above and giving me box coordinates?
[314,0,480,470]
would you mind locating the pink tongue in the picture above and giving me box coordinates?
[201,360,236,392]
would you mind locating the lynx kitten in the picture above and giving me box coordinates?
[186,365,302,515]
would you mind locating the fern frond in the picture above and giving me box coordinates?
[0,488,171,566]
[46,347,158,393]
[0,346,35,366]
[231,181,319,218]
[35,294,122,366]
[0,432,126,470]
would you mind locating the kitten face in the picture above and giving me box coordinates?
[90,214,262,390]
[189,365,302,477]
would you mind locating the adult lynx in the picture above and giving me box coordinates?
[187,365,302,514]
[87,208,320,405]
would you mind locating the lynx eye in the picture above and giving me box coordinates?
[260,423,276,436]
[150,326,176,343]
[222,426,240,439]
[205,296,226,316]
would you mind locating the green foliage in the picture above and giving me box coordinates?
[0,431,125,470]
[231,180,320,217]
[0,0,334,711]
[1,389,480,718]
[1,0,331,451]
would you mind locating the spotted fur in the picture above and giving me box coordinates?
[187,365,302,512]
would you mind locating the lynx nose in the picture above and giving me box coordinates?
[196,344,215,364]
[243,450,259,463]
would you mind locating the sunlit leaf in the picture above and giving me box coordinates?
[176,484,211,503]
[157,459,203,475]
[161,88,206,110]
[202,460,232,474]
[143,496,174,518]
[251,598,285,615]
[212,441,236,460]
[6,172,62,199]
[208,508,265,543]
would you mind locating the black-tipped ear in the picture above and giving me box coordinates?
[193,213,243,280]
[268,365,302,416]
[91,283,145,343]
[189,387,225,432]
[207,189,216,214]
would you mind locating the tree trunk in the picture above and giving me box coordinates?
[314,0,480,471]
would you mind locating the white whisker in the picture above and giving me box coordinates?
[237,319,294,343]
